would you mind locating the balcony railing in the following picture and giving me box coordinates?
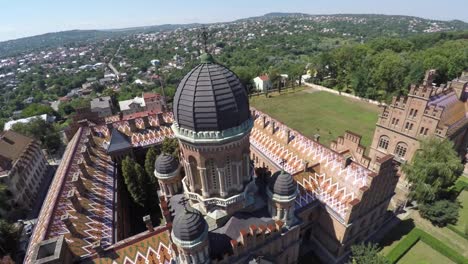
[182,177,245,207]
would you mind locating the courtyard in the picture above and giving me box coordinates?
[250,89,380,148]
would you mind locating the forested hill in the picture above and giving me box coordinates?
[0,13,467,58]
[0,24,199,58]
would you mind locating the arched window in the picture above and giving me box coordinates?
[189,156,200,187]
[378,136,389,150]
[395,142,408,158]
[206,159,218,190]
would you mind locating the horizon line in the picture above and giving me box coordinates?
[1,12,467,43]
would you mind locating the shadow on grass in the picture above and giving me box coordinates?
[379,218,415,249]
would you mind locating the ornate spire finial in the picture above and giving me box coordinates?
[280,159,287,172]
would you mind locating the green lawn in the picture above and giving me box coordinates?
[397,241,455,264]
[250,90,380,148]
[453,190,468,235]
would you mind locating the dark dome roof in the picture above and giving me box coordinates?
[155,154,179,174]
[269,170,297,196]
[172,207,207,241]
[173,60,250,132]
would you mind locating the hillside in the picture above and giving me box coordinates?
[0,13,467,58]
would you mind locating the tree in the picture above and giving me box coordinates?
[162,138,179,159]
[145,147,161,179]
[121,157,145,207]
[21,103,55,118]
[0,219,18,257]
[11,118,62,155]
[419,199,460,227]
[134,163,149,205]
[349,243,389,264]
[0,184,11,213]
[403,138,463,204]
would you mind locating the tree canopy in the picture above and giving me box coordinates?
[419,199,460,227]
[10,118,62,155]
[162,138,179,159]
[403,138,463,204]
[349,243,389,264]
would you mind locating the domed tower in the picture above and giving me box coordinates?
[154,153,182,198]
[267,170,298,226]
[171,203,210,264]
[172,53,254,223]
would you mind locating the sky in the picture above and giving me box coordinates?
[1,0,467,42]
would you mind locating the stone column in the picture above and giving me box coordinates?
[199,168,209,197]
[218,168,227,197]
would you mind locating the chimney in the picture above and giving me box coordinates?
[313,134,320,142]
[270,121,275,135]
[81,146,92,165]
[128,119,137,132]
[67,190,83,213]
[286,129,291,144]
[106,122,113,133]
[262,116,267,129]
[61,214,77,235]
[87,132,96,147]
[302,160,309,172]
[143,215,154,232]
[78,159,89,178]
[84,139,94,156]
[91,240,104,255]
[142,115,151,128]
[230,240,239,256]
[157,113,165,126]
[71,172,86,195]
[342,154,352,169]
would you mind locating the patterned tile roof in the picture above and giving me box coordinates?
[250,108,372,219]
[84,227,173,264]
[25,127,116,262]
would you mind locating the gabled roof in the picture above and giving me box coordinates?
[107,128,132,153]
[0,130,34,161]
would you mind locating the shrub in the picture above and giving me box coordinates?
[419,200,460,227]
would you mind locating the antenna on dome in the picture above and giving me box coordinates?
[199,27,210,53]
[179,196,189,212]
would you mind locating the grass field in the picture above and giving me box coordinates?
[397,241,455,264]
[250,90,380,148]
[454,190,468,234]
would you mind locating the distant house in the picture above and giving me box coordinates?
[118,93,165,115]
[253,75,272,92]
[90,96,114,117]
[119,97,146,115]
[4,114,55,130]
